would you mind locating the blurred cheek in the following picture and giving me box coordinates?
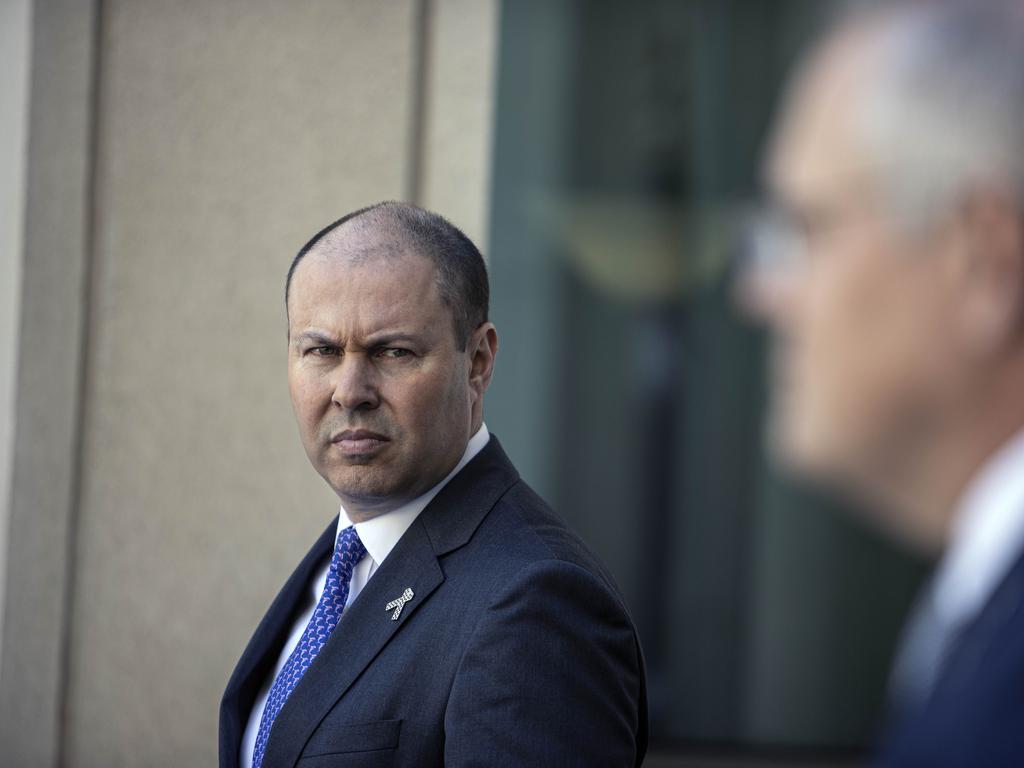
[783,257,894,467]
[790,247,950,477]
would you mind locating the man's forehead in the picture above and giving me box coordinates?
[294,224,435,285]
[287,272,445,341]
[293,252,438,302]
[288,239,444,328]
[767,20,883,199]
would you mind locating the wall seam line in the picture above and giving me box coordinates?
[55,0,104,763]
[406,0,434,204]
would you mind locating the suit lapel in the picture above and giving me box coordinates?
[420,435,520,555]
[263,436,520,768]
[220,520,336,768]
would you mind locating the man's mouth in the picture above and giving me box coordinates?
[329,429,390,457]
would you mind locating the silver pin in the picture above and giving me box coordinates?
[385,587,414,621]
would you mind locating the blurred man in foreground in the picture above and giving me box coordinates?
[743,1,1024,764]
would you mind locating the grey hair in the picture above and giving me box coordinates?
[851,0,1024,229]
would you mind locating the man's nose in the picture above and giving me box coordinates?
[331,355,380,411]
[734,257,802,332]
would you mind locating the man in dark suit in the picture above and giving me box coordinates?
[741,1,1024,765]
[220,202,647,767]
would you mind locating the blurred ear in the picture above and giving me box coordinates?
[955,186,1024,356]
[467,322,498,400]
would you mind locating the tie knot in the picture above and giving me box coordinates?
[332,525,367,575]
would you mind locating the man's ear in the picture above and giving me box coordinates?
[956,187,1024,356]
[467,323,499,397]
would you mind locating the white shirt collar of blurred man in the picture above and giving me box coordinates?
[930,426,1024,632]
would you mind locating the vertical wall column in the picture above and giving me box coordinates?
[418,0,500,249]
[0,0,34,683]
[0,0,99,766]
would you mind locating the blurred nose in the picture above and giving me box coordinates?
[733,207,806,331]
[331,354,380,411]
[734,261,800,330]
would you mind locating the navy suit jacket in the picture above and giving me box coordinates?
[220,436,648,767]
[876,546,1024,766]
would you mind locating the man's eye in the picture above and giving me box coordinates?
[310,346,340,357]
[376,347,412,359]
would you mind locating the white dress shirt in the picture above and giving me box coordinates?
[931,427,1024,631]
[891,426,1024,708]
[240,425,490,768]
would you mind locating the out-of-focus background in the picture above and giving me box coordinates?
[0,1,926,766]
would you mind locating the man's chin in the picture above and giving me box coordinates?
[768,422,933,544]
[767,417,853,485]
[332,481,394,503]
[767,413,817,471]
[322,468,399,505]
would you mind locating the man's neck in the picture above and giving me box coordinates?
[340,423,491,524]
[886,382,1024,554]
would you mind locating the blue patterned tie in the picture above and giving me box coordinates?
[251,525,367,768]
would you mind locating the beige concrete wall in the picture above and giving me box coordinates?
[0,1,501,766]
[0,0,33,671]
[420,0,499,249]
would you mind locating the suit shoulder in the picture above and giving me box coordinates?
[454,478,629,607]
[482,479,595,560]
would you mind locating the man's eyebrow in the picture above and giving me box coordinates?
[292,330,339,346]
[291,330,428,348]
[363,332,424,347]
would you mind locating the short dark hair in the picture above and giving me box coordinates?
[285,202,489,350]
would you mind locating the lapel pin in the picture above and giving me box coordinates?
[385,587,415,621]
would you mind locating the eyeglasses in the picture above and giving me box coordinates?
[741,206,809,280]
[740,186,878,280]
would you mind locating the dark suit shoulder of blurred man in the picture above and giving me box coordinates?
[219,202,648,768]
[743,1,1024,765]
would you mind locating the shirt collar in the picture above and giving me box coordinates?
[931,426,1024,629]
[335,424,490,566]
